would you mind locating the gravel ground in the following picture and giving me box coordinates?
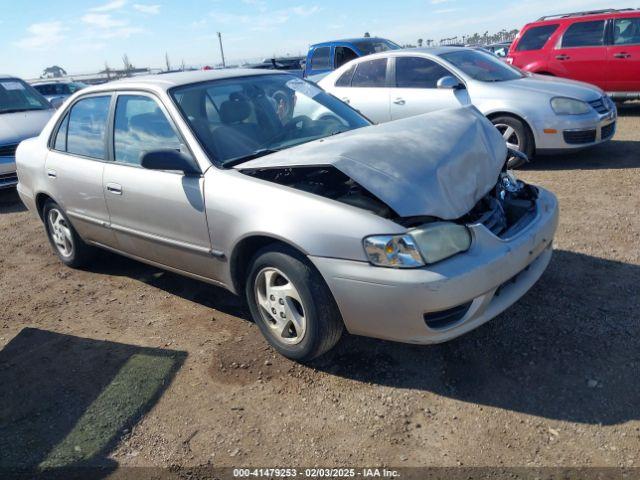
[0,105,638,472]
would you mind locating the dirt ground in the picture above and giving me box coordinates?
[0,104,639,474]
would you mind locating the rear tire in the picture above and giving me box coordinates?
[491,115,534,162]
[43,200,94,268]
[245,244,344,361]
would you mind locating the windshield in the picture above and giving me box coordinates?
[353,40,401,55]
[171,74,370,167]
[439,50,523,82]
[0,78,51,113]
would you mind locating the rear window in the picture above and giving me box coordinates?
[561,20,605,48]
[516,24,559,51]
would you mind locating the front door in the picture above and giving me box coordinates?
[389,56,466,121]
[44,94,116,247]
[102,93,215,279]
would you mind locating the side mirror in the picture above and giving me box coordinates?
[141,149,200,175]
[50,97,65,109]
[436,76,464,90]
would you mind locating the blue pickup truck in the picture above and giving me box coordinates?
[303,37,401,81]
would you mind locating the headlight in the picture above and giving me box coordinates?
[550,97,590,115]
[363,222,472,268]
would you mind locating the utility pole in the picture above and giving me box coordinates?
[217,32,226,68]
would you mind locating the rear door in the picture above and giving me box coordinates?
[607,16,640,93]
[549,19,607,88]
[389,56,465,121]
[102,92,215,278]
[44,94,116,247]
[330,57,391,123]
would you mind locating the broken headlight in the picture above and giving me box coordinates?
[363,223,472,268]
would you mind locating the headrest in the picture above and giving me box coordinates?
[220,99,251,124]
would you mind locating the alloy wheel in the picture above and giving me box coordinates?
[254,267,307,345]
[48,208,74,258]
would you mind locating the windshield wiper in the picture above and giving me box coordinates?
[221,148,281,168]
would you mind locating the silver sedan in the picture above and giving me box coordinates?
[319,47,617,158]
[16,70,558,361]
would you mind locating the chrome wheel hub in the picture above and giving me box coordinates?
[254,267,306,345]
[48,209,74,258]
[495,123,521,151]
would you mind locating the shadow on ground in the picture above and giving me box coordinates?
[0,189,27,214]
[311,250,640,426]
[0,328,186,476]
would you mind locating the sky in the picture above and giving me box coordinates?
[1,0,633,78]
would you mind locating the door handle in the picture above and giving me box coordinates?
[341,97,350,104]
[47,169,57,179]
[555,54,570,60]
[393,98,406,105]
[106,183,122,195]
[614,52,631,59]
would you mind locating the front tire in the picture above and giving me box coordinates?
[245,244,344,361]
[43,200,94,268]
[491,115,534,162]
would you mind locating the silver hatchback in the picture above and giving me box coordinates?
[17,70,558,361]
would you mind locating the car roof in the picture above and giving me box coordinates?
[360,46,473,57]
[525,8,640,26]
[310,37,391,48]
[76,69,289,95]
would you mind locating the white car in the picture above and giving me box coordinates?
[319,47,617,158]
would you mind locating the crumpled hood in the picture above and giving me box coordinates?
[238,106,507,219]
[0,110,53,145]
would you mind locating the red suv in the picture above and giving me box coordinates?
[508,8,640,101]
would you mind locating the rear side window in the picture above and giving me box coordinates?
[53,113,69,151]
[66,96,111,159]
[335,64,356,87]
[561,20,605,48]
[114,95,182,165]
[351,59,388,87]
[396,57,452,88]
[516,24,559,51]
[311,47,331,70]
[613,18,640,45]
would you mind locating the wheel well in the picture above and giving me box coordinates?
[35,193,54,221]
[486,111,536,154]
[229,236,305,295]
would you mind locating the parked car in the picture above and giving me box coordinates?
[319,47,617,158]
[0,76,54,189]
[484,41,513,58]
[507,8,640,101]
[246,57,305,77]
[304,37,401,80]
[16,70,558,360]
[32,80,87,108]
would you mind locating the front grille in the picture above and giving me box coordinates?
[0,172,18,188]
[601,122,615,140]
[588,97,610,114]
[563,129,596,145]
[0,143,18,157]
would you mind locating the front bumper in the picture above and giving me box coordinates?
[0,156,18,189]
[533,109,617,153]
[310,187,559,345]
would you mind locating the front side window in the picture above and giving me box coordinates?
[561,20,605,48]
[0,79,50,113]
[396,57,452,88]
[114,95,182,165]
[613,18,640,45]
[171,74,370,167]
[66,96,111,159]
[440,50,523,82]
[516,24,559,51]
[351,59,388,87]
[335,47,359,68]
[311,47,331,70]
